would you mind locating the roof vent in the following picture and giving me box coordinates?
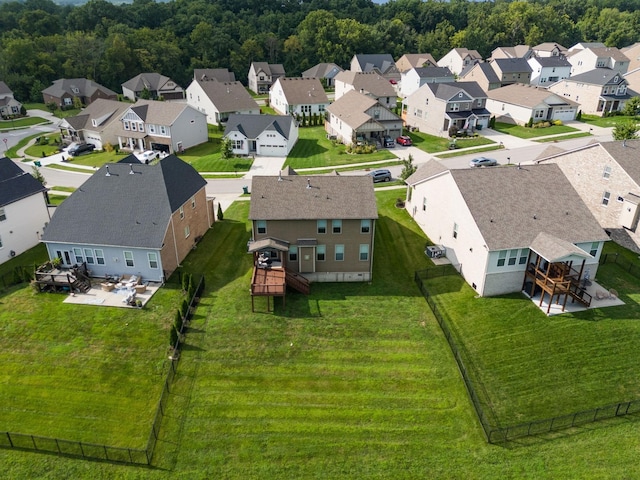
[129,165,135,175]
[623,139,627,147]
[306,178,311,189]
[105,166,110,176]
[278,172,283,182]
[533,214,537,220]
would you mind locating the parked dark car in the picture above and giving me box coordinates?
[469,156,498,168]
[68,143,95,157]
[368,169,392,183]
[396,135,412,146]
[383,136,395,148]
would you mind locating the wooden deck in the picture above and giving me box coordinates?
[251,267,286,296]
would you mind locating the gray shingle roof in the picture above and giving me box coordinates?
[413,66,454,79]
[275,78,329,105]
[62,99,131,131]
[354,54,397,73]
[405,159,448,185]
[398,53,437,70]
[326,90,379,130]
[449,164,609,250]
[533,56,571,67]
[251,62,286,77]
[0,81,13,96]
[487,84,578,108]
[334,71,397,97]
[42,78,116,99]
[492,57,532,73]
[0,157,47,207]
[565,68,626,86]
[41,155,206,248]
[194,79,259,112]
[224,114,293,140]
[193,68,236,82]
[302,63,344,79]
[461,63,500,83]
[249,175,378,221]
[428,81,487,100]
[600,139,640,186]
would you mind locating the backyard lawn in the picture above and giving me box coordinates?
[493,121,579,138]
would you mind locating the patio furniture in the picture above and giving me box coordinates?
[595,290,608,300]
[101,282,115,292]
[134,283,147,294]
[608,288,618,299]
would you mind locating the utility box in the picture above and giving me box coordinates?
[426,245,446,258]
[620,193,640,231]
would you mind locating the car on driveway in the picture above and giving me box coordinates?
[396,135,412,146]
[368,169,392,183]
[469,156,498,168]
[137,150,159,163]
[67,143,95,157]
[383,136,395,148]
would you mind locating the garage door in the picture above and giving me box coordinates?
[552,108,576,121]
[258,144,288,157]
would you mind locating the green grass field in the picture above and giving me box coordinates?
[535,132,592,142]
[581,114,639,128]
[0,116,49,129]
[4,193,640,478]
[493,121,579,138]
[408,130,495,153]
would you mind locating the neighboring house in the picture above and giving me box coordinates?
[567,47,630,76]
[437,48,483,76]
[623,67,640,100]
[405,160,608,297]
[537,139,640,253]
[223,113,298,157]
[548,69,635,115]
[459,62,502,91]
[568,42,606,52]
[400,66,455,98]
[186,78,260,124]
[0,81,22,118]
[490,58,533,87]
[41,155,214,281]
[486,84,578,125]
[0,157,49,265]
[121,73,185,101]
[395,53,437,73]
[193,68,236,82]
[531,42,568,58]
[249,173,378,282]
[117,100,208,153]
[527,55,572,87]
[58,99,131,148]
[269,77,329,116]
[42,78,117,108]
[402,81,490,137]
[325,90,402,146]
[333,71,397,110]
[302,63,344,87]
[247,62,286,95]
[350,53,400,82]
[490,45,532,60]
[621,42,640,72]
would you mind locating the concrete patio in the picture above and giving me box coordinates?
[63,281,161,308]
[524,279,624,316]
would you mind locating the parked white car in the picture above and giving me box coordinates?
[137,150,159,163]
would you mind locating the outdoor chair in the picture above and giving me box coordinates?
[608,289,618,299]
[595,290,608,300]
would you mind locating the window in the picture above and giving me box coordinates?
[179,206,184,219]
[289,246,298,262]
[316,245,326,261]
[73,248,83,264]
[508,249,518,266]
[452,222,458,239]
[184,225,190,238]
[519,249,528,265]
[0,207,5,221]
[317,220,327,234]
[160,126,167,135]
[422,197,427,211]
[335,244,344,261]
[148,252,159,269]
[603,166,611,179]
[95,249,105,265]
[191,196,196,208]
[602,191,610,206]
[131,122,137,132]
[124,251,134,267]
[231,139,244,149]
[149,125,156,134]
[123,120,130,130]
[534,109,545,119]
[360,219,371,234]
[451,103,460,112]
[84,249,95,265]
[257,220,267,234]
[617,196,624,203]
[332,219,342,234]
[589,242,599,257]
[359,244,369,261]
[496,250,507,267]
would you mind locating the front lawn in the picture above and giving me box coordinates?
[0,116,49,129]
[581,114,639,128]
[408,130,495,153]
[177,139,253,172]
[493,121,579,138]
[285,127,396,169]
[24,133,62,157]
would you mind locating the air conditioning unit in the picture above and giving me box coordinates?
[426,245,446,259]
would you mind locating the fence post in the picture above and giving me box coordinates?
[6,432,13,447]
[55,438,61,453]
[31,435,37,449]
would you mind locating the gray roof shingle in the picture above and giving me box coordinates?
[428,81,487,100]
[334,71,397,97]
[0,157,47,207]
[41,155,206,248]
[193,68,236,82]
[224,114,294,140]
[42,78,116,99]
[275,78,329,105]
[302,63,344,79]
[194,79,259,112]
[600,139,640,186]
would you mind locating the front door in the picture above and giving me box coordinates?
[299,246,315,273]
[56,250,72,266]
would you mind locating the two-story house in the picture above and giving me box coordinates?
[121,73,185,101]
[247,62,286,95]
[490,45,532,60]
[548,69,635,115]
[437,48,483,76]
[402,81,490,137]
[42,78,117,108]
[325,90,402,146]
[486,84,578,125]
[116,100,208,154]
[459,63,502,92]
[399,66,455,98]
[269,78,329,117]
[567,47,630,76]
[302,63,344,87]
[193,68,236,82]
[0,157,49,265]
[621,43,640,71]
[350,53,400,83]
[531,42,568,58]
[395,53,437,73]
[333,71,397,110]
[186,78,260,125]
[0,81,22,118]
[58,99,132,148]
[490,58,533,87]
[527,55,572,87]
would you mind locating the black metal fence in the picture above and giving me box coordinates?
[0,275,205,465]
[599,252,640,279]
[415,266,640,444]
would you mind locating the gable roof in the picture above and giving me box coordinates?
[41,155,206,249]
[532,42,567,54]
[42,78,116,99]
[531,56,571,68]
[353,54,397,74]
[334,71,397,97]
[0,157,47,207]
[0,81,13,96]
[192,79,259,112]
[589,46,630,62]
[251,62,286,77]
[460,63,500,83]
[397,53,437,71]
[600,139,640,186]
[224,114,293,140]
[193,68,236,82]
[302,63,344,79]
[405,159,448,185]
[326,90,380,130]
[563,68,627,86]
[121,73,182,93]
[427,81,487,100]
[249,175,378,221]
[492,57,532,73]
[275,78,329,105]
[530,231,592,263]
[61,99,130,131]
[126,99,198,126]
[487,84,578,108]
[448,164,608,250]
[450,48,482,61]
[412,66,454,79]
[492,45,531,59]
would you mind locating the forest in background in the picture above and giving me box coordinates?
[1,0,639,102]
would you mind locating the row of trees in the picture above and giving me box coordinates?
[1,0,639,103]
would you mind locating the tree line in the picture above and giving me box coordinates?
[1,0,639,103]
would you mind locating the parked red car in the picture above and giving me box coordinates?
[396,135,412,146]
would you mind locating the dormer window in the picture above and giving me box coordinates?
[72,87,79,94]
